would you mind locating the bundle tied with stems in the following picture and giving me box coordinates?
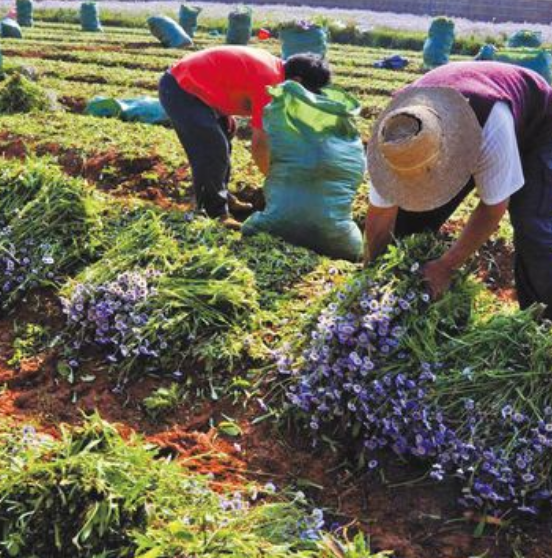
[61,211,260,377]
[282,234,552,516]
[0,158,104,310]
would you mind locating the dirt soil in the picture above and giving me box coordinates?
[0,132,193,208]
[0,290,550,558]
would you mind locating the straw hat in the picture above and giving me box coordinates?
[368,87,483,212]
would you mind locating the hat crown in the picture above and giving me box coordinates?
[378,106,442,174]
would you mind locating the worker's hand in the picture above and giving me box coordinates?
[422,258,454,300]
[224,116,238,139]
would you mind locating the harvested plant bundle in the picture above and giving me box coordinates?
[0,160,103,308]
[283,234,552,515]
[0,416,383,558]
[0,73,58,114]
[62,244,259,374]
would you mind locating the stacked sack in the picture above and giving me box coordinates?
[279,20,328,60]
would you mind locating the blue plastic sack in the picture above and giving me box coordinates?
[475,44,497,61]
[148,15,192,48]
[1,18,22,39]
[80,2,101,32]
[507,30,542,49]
[374,54,409,70]
[179,4,201,38]
[226,6,252,45]
[423,17,455,70]
[85,96,170,125]
[279,22,327,60]
[16,0,33,28]
[243,81,366,261]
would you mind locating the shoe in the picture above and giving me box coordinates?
[228,193,254,213]
[218,214,242,231]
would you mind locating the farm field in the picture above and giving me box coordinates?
[0,14,548,558]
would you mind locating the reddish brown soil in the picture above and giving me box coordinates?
[442,221,516,302]
[1,292,550,558]
[0,132,192,208]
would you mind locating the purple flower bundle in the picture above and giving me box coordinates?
[282,235,552,516]
[0,226,60,309]
[62,269,165,369]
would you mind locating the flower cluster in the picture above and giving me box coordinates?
[61,270,166,367]
[0,226,59,308]
[298,508,325,541]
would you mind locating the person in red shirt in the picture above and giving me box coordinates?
[159,46,331,229]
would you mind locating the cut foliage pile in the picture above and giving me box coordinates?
[282,235,552,516]
[0,415,389,558]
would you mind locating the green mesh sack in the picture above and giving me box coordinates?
[423,17,455,69]
[507,30,543,48]
[243,81,366,261]
[495,48,552,84]
[16,0,33,27]
[148,15,193,48]
[226,5,252,45]
[80,2,102,32]
[279,21,328,60]
[179,4,201,38]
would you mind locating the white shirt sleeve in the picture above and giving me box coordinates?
[473,101,525,205]
[368,182,395,208]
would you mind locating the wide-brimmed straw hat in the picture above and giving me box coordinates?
[368,87,483,212]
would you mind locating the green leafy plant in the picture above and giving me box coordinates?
[142,383,184,419]
[8,322,50,369]
[0,73,58,114]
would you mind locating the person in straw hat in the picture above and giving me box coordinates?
[365,61,552,318]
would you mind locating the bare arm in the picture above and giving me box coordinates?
[364,204,399,265]
[423,198,509,297]
[251,128,270,176]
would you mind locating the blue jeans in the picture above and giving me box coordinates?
[159,72,231,218]
[394,145,552,319]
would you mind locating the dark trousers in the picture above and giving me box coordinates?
[394,144,552,319]
[159,72,231,218]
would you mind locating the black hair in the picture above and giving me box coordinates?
[283,53,331,94]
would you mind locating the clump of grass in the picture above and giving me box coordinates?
[8,322,50,369]
[0,73,58,114]
[142,383,185,420]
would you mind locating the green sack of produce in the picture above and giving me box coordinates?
[279,20,328,60]
[226,5,252,45]
[495,48,552,83]
[1,18,22,39]
[16,0,33,28]
[243,81,366,261]
[507,30,543,48]
[179,4,201,38]
[85,96,170,125]
[80,2,102,32]
[148,15,193,48]
[423,16,455,69]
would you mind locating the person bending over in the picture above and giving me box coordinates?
[159,47,330,230]
[365,61,552,318]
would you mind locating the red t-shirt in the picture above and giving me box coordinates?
[170,46,285,129]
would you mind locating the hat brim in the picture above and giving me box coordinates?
[368,87,483,212]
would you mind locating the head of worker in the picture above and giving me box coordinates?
[368,87,482,212]
[282,53,332,94]
[252,53,331,175]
